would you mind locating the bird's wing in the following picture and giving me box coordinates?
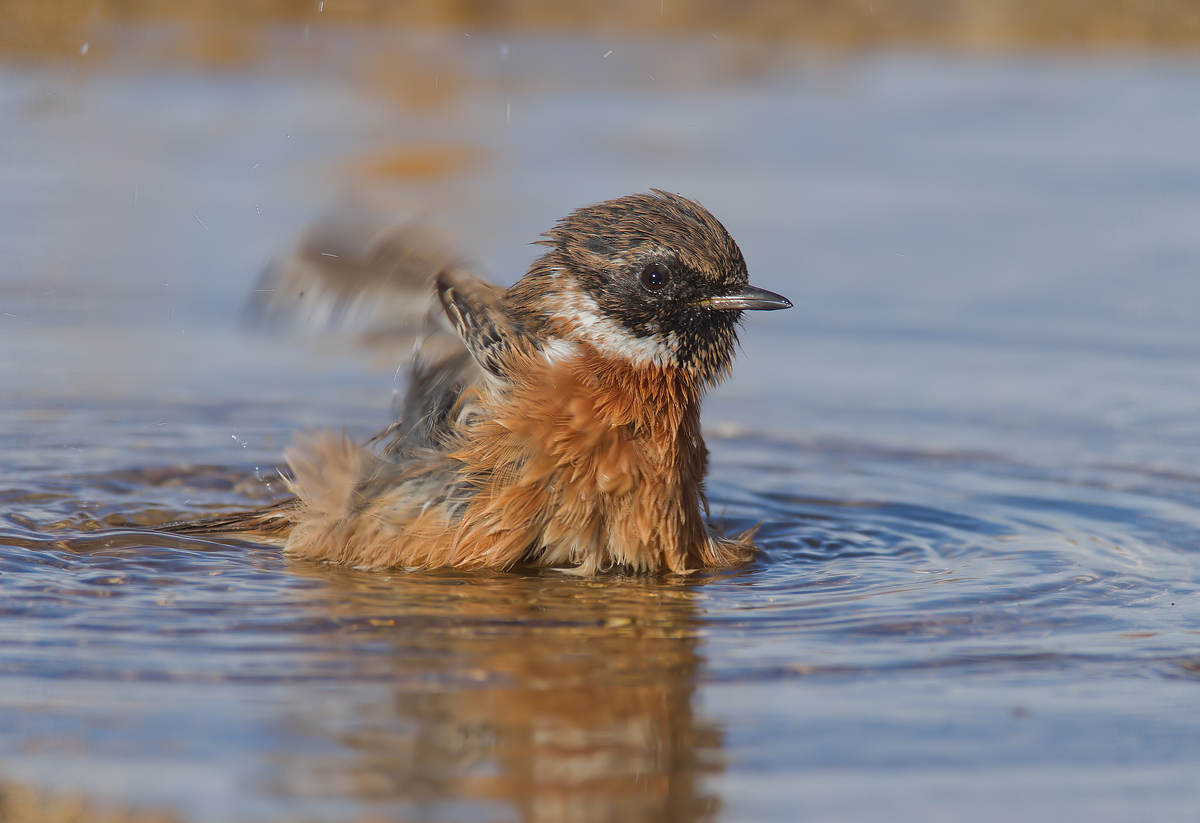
[247,204,495,455]
[435,268,520,382]
[156,206,498,540]
[248,203,467,366]
[374,268,520,456]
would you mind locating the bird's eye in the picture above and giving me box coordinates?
[640,262,671,292]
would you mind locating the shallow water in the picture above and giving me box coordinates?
[4,25,1200,822]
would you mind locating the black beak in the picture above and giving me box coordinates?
[699,284,793,312]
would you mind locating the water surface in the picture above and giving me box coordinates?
[3,26,1200,822]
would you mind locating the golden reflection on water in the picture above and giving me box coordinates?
[354,144,487,181]
[0,778,181,823]
[281,565,725,822]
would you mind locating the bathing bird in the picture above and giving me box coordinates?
[164,190,791,574]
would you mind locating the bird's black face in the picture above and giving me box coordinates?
[582,248,746,382]
[528,190,790,385]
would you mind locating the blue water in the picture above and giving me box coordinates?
[3,26,1200,822]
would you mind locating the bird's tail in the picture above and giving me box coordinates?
[156,498,301,543]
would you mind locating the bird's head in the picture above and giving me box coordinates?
[509,190,791,386]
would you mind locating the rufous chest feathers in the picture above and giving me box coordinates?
[446,348,712,574]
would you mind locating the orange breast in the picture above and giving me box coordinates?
[283,347,751,573]
[445,349,712,573]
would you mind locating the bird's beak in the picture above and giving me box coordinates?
[698,285,793,311]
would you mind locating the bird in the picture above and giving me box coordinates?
[162,190,791,574]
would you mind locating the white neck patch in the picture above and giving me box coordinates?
[547,287,675,368]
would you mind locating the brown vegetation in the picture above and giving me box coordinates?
[3,0,1200,58]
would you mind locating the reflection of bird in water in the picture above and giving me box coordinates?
[164,191,790,573]
[275,569,723,823]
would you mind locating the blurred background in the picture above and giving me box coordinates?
[4,2,1200,823]
[6,0,1200,55]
